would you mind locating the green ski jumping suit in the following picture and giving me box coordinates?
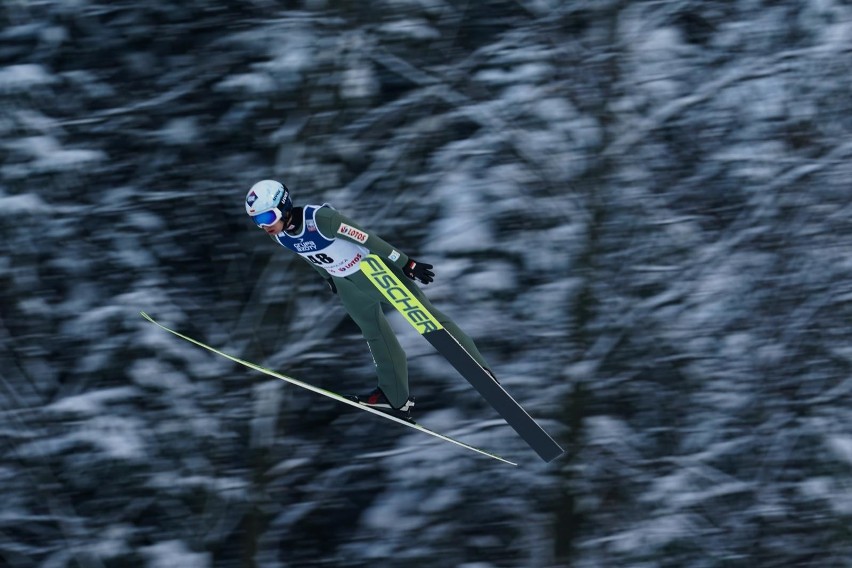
[270,203,489,408]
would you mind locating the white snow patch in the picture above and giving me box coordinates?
[427,172,493,253]
[827,435,852,465]
[460,262,517,294]
[11,135,105,172]
[585,415,634,444]
[0,63,57,92]
[608,513,696,554]
[799,476,852,515]
[18,296,51,316]
[73,416,148,460]
[636,26,685,57]
[81,525,132,560]
[417,486,462,514]
[158,117,200,145]
[475,63,553,85]
[14,109,59,133]
[127,210,167,231]
[215,72,276,95]
[799,476,832,500]
[643,471,693,504]
[0,192,48,216]
[258,31,315,76]
[361,493,430,534]
[61,304,126,338]
[46,386,141,415]
[670,481,753,510]
[532,97,577,123]
[140,540,211,568]
[823,18,852,47]
[378,18,441,40]
[128,358,192,392]
[340,65,378,99]
[146,472,248,501]
[17,416,147,461]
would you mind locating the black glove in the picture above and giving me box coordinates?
[403,259,434,285]
[326,278,337,294]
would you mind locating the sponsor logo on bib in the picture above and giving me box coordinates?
[294,240,318,253]
[337,252,363,273]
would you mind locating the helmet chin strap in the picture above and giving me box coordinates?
[283,207,301,232]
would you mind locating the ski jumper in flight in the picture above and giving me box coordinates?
[245,179,493,419]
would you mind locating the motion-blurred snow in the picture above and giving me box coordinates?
[1,1,850,567]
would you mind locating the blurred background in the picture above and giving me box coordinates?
[2,0,851,566]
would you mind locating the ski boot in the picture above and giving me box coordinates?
[349,387,415,423]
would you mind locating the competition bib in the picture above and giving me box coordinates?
[274,205,368,277]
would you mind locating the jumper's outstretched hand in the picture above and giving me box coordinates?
[403,259,434,285]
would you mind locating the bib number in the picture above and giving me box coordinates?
[307,253,335,265]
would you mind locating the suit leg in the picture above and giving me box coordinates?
[335,276,410,408]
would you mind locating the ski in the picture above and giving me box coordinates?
[360,255,565,463]
[140,312,516,466]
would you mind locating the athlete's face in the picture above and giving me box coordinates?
[259,209,294,235]
[262,219,284,235]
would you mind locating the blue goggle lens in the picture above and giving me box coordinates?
[251,209,281,227]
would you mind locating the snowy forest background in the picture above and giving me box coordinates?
[2,0,852,566]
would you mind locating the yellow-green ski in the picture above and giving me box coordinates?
[140,312,515,466]
[359,254,565,463]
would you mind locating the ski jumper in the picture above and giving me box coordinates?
[272,204,489,408]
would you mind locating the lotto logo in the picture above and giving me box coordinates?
[246,191,258,206]
[337,223,369,244]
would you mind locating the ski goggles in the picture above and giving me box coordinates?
[250,208,283,227]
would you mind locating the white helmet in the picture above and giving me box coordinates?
[245,179,292,226]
